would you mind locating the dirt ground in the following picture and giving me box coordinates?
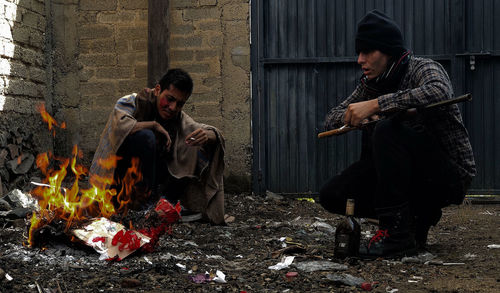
[0,192,499,293]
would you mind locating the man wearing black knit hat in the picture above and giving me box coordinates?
[319,10,475,258]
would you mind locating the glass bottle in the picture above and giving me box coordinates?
[334,199,361,259]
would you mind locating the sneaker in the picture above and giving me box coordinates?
[359,229,416,259]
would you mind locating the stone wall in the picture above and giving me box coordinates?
[9,0,252,192]
[49,0,148,158]
[0,0,52,193]
[169,0,251,191]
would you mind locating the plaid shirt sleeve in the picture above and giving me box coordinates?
[324,84,368,130]
[377,59,453,113]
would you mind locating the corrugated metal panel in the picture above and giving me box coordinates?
[251,0,500,194]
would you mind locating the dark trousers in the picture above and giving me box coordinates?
[114,129,188,209]
[319,118,466,226]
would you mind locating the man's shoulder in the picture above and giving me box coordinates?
[408,56,447,74]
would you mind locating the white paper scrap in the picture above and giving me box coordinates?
[268,256,295,270]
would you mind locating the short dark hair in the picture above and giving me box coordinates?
[158,68,193,96]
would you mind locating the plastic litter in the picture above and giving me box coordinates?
[325,273,365,286]
[386,286,399,293]
[285,271,298,281]
[401,252,435,264]
[268,256,295,270]
[487,244,500,249]
[311,221,335,233]
[297,197,315,203]
[295,261,347,272]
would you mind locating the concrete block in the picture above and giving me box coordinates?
[29,29,45,48]
[79,24,113,40]
[231,46,250,70]
[183,7,220,20]
[134,64,147,78]
[119,0,147,10]
[222,2,248,21]
[29,66,45,83]
[31,0,46,15]
[131,39,147,51]
[172,0,199,9]
[4,3,18,21]
[0,23,12,40]
[79,39,116,54]
[195,49,219,60]
[5,79,38,97]
[116,39,130,53]
[195,20,220,31]
[171,35,203,48]
[199,0,217,6]
[170,49,195,62]
[117,52,147,66]
[171,24,195,35]
[190,91,221,104]
[181,63,210,74]
[79,68,95,82]
[79,0,117,11]
[136,10,148,22]
[97,11,136,23]
[79,54,117,66]
[16,47,43,66]
[95,66,133,79]
[12,26,30,45]
[1,42,15,58]
[80,81,118,96]
[117,78,147,95]
[116,26,147,40]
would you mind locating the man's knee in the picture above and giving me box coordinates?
[123,129,157,154]
[319,177,345,215]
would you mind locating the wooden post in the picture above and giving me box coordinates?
[148,0,170,88]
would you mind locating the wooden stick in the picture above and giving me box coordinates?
[318,93,472,139]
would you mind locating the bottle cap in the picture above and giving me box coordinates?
[346,199,355,216]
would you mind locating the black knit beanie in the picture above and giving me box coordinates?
[355,10,406,57]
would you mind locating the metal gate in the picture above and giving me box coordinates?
[251,0,500,194]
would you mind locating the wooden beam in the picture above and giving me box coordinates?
[148,0,170,87]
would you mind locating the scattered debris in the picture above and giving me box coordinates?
[268,256,295,270]
[386,286,399,293]
[311,221,335,233]
[487,244,500,249]
[265,190,284,201]
[401,252,435,264]
[295,261,347,272]
[326,273,365,286]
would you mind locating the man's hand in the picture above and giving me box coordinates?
[185,128,216,146]
[131,121,171,151]
[153,122,172,151]
[343,99,380,127]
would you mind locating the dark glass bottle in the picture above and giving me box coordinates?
[334,199,361,259]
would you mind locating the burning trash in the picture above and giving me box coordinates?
[24,104,182,259]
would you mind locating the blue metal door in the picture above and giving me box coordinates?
[251,0,500,194]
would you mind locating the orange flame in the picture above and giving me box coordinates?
[28,108,143,246]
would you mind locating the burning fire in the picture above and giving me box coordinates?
[28,104,141,246]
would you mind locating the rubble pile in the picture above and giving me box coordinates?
[0,127,38,197]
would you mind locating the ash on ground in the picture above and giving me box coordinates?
[0,193,499,292]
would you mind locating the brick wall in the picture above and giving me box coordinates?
[170,0,251,191]
[0,0,46,115]
[0,0,51,148]
[49,0,148,158]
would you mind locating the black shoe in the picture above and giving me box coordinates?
[359,229,416,259]
[359,202,417,259]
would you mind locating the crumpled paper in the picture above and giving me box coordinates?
[72,217,150,260]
